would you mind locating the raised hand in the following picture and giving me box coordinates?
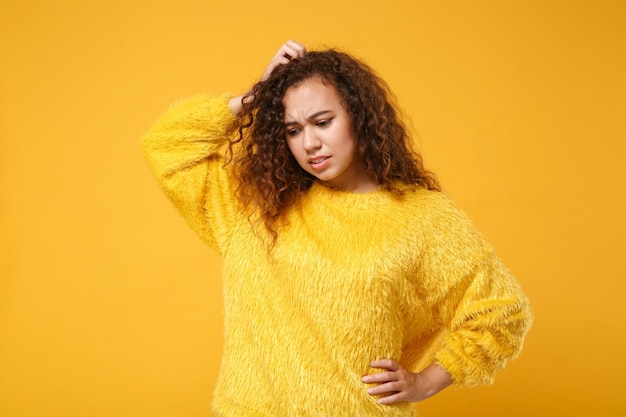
[261,39,306,81]
[229,40,306,115]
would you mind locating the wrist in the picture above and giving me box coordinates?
[418,363,453,399]
[227,95,243,115]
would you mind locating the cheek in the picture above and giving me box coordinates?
[340,133,358,156]
[286,141,305,163]
[285,140,297,156]
[335,123,357,152]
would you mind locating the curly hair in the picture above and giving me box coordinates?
[229,49,440,244]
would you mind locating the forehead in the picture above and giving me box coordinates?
[282,77,345,117]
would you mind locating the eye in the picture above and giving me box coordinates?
[286,127,301,137]
[316,119,332,127]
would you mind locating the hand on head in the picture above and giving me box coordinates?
[261,40,306,81]
[229,40,306,115]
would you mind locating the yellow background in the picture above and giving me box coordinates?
[1,0,625,416]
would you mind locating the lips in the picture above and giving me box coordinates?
[308,155,331,170]
[309,156,330,164]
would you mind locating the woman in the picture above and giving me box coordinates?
[142,40,532,416]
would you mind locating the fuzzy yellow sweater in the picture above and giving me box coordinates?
[142,95,532,417]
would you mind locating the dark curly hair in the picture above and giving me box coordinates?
[229,49,440,244]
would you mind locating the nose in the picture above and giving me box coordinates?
[302,127,322,152]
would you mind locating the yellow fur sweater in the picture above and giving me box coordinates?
[142,94,532,417]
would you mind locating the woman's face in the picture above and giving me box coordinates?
[282,77,377,192]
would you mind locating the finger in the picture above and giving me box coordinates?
[277,56,291,65]
[262,48,293,80]
[271,46,292,61]
[366,381,403,396]
[285,39,306,57]
[273,47,292,62]
[281,44,304,61]
[369,359,401,371]
[377,391,406,405]
[261,40,306,81]
[361,371,397,384]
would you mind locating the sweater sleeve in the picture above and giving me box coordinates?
[141,94,238,253]
[418,195,533,387]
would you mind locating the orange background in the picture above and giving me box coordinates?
[1,0,625,416]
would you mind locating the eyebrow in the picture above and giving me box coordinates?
[284,110,333,127]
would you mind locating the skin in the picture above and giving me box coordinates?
[282,76,377,192]
[228,40,306,115]
[228,40,454,404]
[363,360,453,405]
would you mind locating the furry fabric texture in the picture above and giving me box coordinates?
[142,95,533,417]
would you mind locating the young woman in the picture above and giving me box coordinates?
[142,40,532,417]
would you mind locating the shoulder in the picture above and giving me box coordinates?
[400,186,470,223]
[399,186,490,257]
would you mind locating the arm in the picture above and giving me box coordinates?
[363,258,531,405]
[363,194,532,403]
[142,94,236,179]
[144,39,306,177]
[433,252,533,387]
[142,40,307,250]
[141,94,238,250]
[418,196,532,388]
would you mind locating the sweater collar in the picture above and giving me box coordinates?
[304,181,399,210]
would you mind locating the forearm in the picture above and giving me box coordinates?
[435,254,533,387]
[141,94,239,251]
[417,362,453,399]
